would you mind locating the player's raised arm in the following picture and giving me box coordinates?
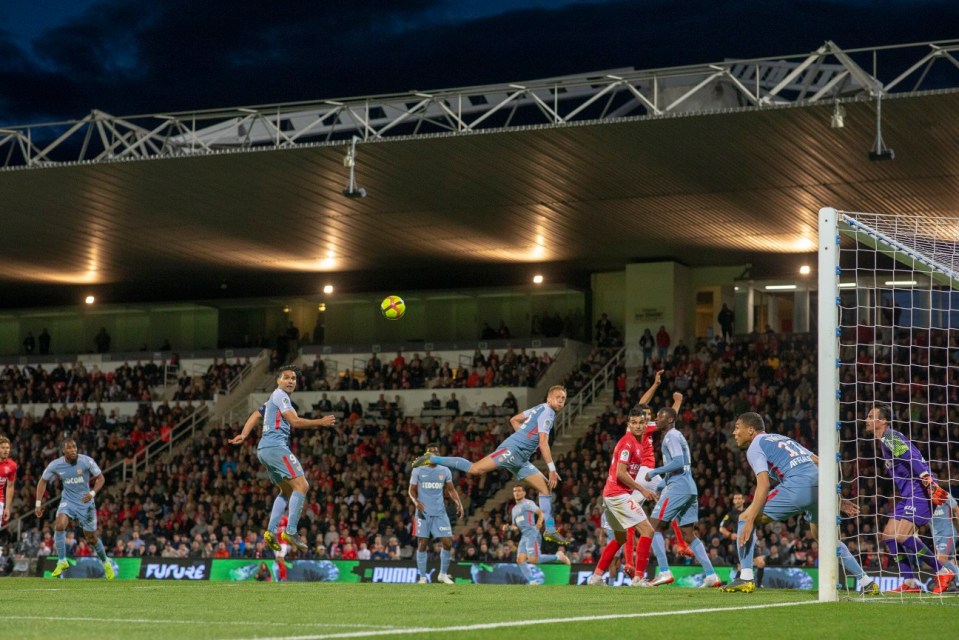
[282,407,336,429]
[229,408,262,445]
[671,392,683,414]
[638,369,664,405]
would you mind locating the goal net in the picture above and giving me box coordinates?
[819,207,959,603]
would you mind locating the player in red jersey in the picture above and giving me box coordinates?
[0,436,17,530]
[587,407,659,585]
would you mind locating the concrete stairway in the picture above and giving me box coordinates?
[458,387,614,532]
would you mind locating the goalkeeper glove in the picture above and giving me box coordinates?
[920,472,949,506]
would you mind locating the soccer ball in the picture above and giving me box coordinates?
[381,295,406,320]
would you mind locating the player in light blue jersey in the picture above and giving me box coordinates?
[229,365,336,553]
[34,439,114,579]
[930,493,959,593]
[638,407,720,588]
[506,485,570,585]
[409,443,464,584]
[412,385,570,545]
[721,412,878,595]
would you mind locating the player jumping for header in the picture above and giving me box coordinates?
[413,385,570,544]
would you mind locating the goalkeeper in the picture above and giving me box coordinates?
[864,405,955,593]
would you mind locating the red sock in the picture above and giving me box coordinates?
[672,520,690,549]
[277,558,287,581]
[635,536,653,574]
[596,539,622,573]
[624,529,635,567]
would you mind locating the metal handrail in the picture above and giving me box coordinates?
[552,346,625,439]
[122,404,210,481]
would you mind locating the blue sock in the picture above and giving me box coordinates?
[518,561,533,582]
[93,539,108,563]
[54,531,66,562]
[286,491,305,533]
[652,532,669,572]
[736,520,756,579]
[440,548,451,575]
[539,494,555,532]
[267,494,288,533]
[690,537,715,575]
[416,550,428,578]
[431,456,473,473]
[838,541,865,580]
[538,554,557,563]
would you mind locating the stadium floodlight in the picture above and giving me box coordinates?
[821,207,959,604]
[342,135,367,198]
[830,103,846,129]
[764,284,797,290]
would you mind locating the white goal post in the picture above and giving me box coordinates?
[819,206,959,603]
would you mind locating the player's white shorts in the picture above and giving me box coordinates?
[603,493,649,532]
[275,543,289,559]
[631,466,662,504]
[0,500,6,527]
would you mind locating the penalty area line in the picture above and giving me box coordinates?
[241,600,821,640]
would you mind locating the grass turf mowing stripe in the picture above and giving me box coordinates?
[242,600,821,640]
[3,616,396,629]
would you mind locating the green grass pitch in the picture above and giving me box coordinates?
[2,580,958,640]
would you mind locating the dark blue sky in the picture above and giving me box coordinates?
[0,0,955,126]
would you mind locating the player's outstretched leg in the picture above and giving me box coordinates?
[838,542,878,595]
[412,454,473,473]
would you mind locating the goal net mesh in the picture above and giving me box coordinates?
[836,210,959,601]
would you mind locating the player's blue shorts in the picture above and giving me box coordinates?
[414,512,452,539]
[517,531,543,558]
[893,497,932,527]
[57,501,97,531]
[487,445,539,481]
[651,487,698,527]
[763,476,818,523]
[257,446,305,485]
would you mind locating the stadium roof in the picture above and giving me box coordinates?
[1,40,958,309]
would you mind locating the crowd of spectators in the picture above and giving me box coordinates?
[171,358,251,401]
[0,361,169,405]
[298,346,555,393]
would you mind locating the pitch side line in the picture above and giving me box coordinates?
[243,601,821,640]
[3,616,396,630]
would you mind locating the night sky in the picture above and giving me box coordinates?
[1,0,956,126]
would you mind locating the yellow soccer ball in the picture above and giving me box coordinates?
[381,295,406,320]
